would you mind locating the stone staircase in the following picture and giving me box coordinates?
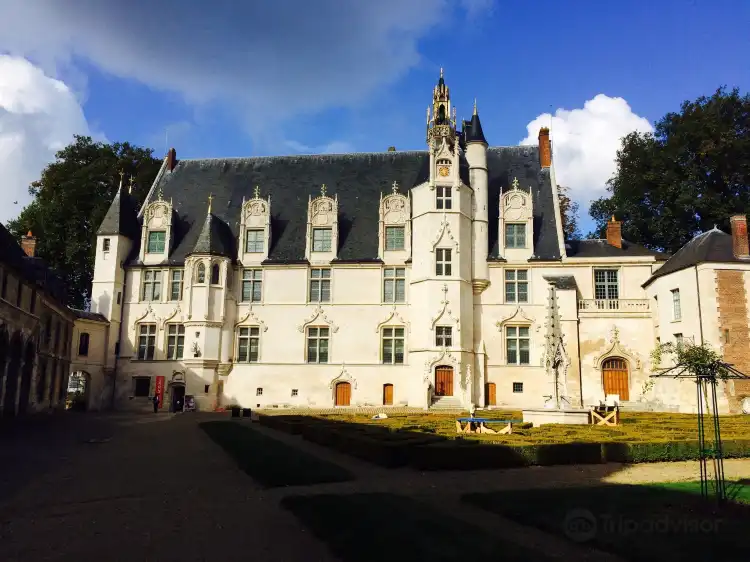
[430,396,465,410]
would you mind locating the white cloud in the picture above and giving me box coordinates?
[520,94,653,207]
[0,55,91,224]
[284,139,356,155]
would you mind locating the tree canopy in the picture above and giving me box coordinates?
[6,136,161,309]
[557,185,582,241]
[589,87,750,253]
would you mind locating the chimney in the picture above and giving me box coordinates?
[387,146,396,152]
[538,127,551,168]
[21,230,37,257]
[730,214,749,258]
[606,215,622,249]
[167,148,177,172]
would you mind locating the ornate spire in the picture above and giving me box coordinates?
[254,185,260,199]
[391,180,399,194]
[427,68,455,144]
[321,184,327,197]
[118,170,124,192]
[129,176,135,195]
[473,98,477,116]
[207,193,213,214]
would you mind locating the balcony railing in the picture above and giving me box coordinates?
[578,299,650,312]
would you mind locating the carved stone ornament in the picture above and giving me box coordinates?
[430,284,460,332]
[329,363,357,390]
[311,197,336,226]
[495,306,540,333]
[375,306,410,333]
[298,305,339,333]
[234,306,268,332]
[423,348,460,379]
[381,194,408,224]
[593,324,642,370]
[430,214,460,253]
[163,303,183,325]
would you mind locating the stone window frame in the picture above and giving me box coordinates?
[381,326,406,364]
[166,323,185,360]
[245,229,265,253]
[385,225,405,251]
[169,269,184,301]
[141,269,162,302]
[435,325,453,347]
[236,326,261,363]
[505,325,531,365]
[382,267,406,303]
[436,186,453,210]
[136,323,157,361]
[671,288,682,321]
[504,223,526,249]
[312,227,333,252]
[308,268,332,303]
[593,268,620,301]
[146,230,166,254]
[505,269,529,303]
[435,248,452,276]
[241,269,263,303]
[306,326,330,364]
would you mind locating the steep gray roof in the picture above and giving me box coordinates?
[643,228,749,287]
[97,187,140,240]
[190,213,235,257]
[463,113,487,145]
[70,308,108,323]
[566,239,668,259]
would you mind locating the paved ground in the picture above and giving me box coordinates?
[2,412,749,562]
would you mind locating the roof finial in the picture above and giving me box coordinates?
[321,183,327,197]
[440,67,444,79]
[512,177,520,190]
[473,98,477,116]
[118,170,124,191]
[129,176,135,195]
[611,214,616,222]
[254,185,260,199]
[208,193,213,214]
[392,180,399,194]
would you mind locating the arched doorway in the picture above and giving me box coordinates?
[17,341,35,415]
[434,365,453,397]
[67,371,90,411]
[334,382,351,406]
[383,383,393,406]
[602,357,630,401]
[485,382,496,407]
[170,383,186,412]
[2,332,23,418]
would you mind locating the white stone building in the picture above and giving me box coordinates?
[83,72,750,414]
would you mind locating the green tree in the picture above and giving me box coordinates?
[557,185,582,240]
[589,87,750,253]
[6,136,161,309]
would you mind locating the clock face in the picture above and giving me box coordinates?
[439,165,450,177]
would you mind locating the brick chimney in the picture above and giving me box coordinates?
[606,215,622,249]
[21,231,37,257]
[538,127,551,168]
[166,148,177,172]
[730,214,749,258]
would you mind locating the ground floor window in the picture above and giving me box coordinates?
[133,376,151,397]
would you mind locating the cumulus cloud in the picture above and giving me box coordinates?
[0,55,91,224]
[520,94,653,206]
[284,139,356,155]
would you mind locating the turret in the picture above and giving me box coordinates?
[464,100,489,294]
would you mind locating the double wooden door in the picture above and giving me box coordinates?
[435,366,453,397]
[335,382,351,406]
[602,358,629,401]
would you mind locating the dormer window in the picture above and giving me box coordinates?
[378,186,411,259]
[505,223,526,248]
[313,228,333,252]
[245,229,264,253]
[239,188,271,263]
[436,186,452,210]
[385,226,405,251]
[147,231,166,253]
[196,263,206,284]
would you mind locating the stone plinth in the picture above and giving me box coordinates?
[522,408,590,427]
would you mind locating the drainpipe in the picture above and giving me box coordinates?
[110,264,126,409]
[694,266,704,345]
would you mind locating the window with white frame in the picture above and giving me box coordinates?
[170,270,183,301]
[383,267,405,303]
[242,269,262,302]
[385,226,405,251]
[435,248,452,276]
[309,268,331,302]
[245,229,264,253]
[312,228,333,252]
[435,326,452,347]
[137,324,156,360]
[306,327,329,363]
[142,270,162,301]
[381,327,405,364]
[594,269,619,302]
[506,326,530,365]
[505,269,528,303]
[671,289,681,320]
[166,324,185,360]
[147,231,166,253]
[436,186,452,210]
[237,327,260,362]
[505,224,526,248]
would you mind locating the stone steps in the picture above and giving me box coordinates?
[430,396,464,410]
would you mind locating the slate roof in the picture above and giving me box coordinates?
[190,213,235,257]
[643,228,749,287]
[0,223,28,271]
[70,308,108,323]
[543,275,578,290]
[566,239,668,259]
[97,186,140,240]
[463,113,487,145]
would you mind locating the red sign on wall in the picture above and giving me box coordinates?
[155,376,165,409]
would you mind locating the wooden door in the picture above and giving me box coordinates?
[335,382,351,406]
[485,382,496,406]
[435,366,453,397]
[383,384,393,406]
[602,358,629,401]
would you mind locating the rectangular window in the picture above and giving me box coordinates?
[594,269,619,302]
[306,327,330,363]
[309,268,331,302]
[671,289,682,320]
[506,326,530,365]
[170,270,183,301]
[723,329,730,345]
[237,327,260,362]
[513,382,524,393]
[137,324,157,360]
[242,269,263,302]
[291,389,298,397]
[78,333,90,356]
[435,248,452,276]
[383,267,406,303]
[245,229,264,253]
[167,324,185,360]
[382,327,405,364]
[312,228,333,252]
[142,270,162,301]
[435,326,452,347]
[103,238,111,252]
[385,226,405,251]
[147,231,166,253]
[436,186,452,210]
[117,292,122,305]
[675,333,684,346]
[505,223,526,248]
[133,376,151,397]
[256,388,263,396]
[505,269,529,303]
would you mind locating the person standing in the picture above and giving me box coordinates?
[152,394,159,413]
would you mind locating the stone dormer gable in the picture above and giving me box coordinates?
[379,181,411,259]
[306,184,338,263]
[140,191,175,264]
[498,177,534,259]
[239,186,271,264]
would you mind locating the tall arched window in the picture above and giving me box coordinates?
[196,263,206,284]
[211,263,220,285]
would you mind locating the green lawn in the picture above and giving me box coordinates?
[463,484,750,562]
[199,421,354,487]
[654,480,750,504]
[281,493,558,562]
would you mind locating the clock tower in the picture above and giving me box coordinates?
[426,68,460,188]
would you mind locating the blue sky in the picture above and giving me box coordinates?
[1,0,749,232]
